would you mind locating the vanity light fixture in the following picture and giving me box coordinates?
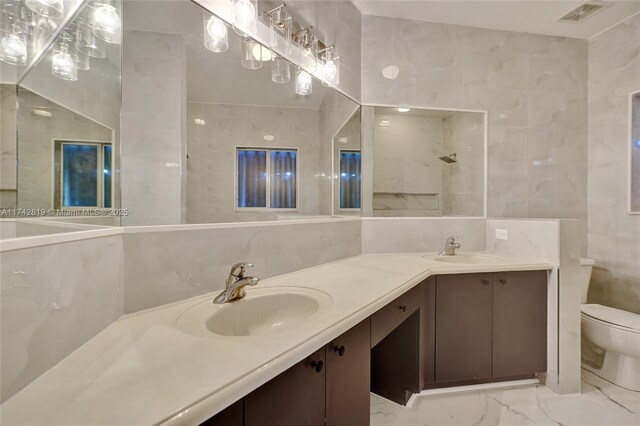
[0,24,28,66]
[51,37,78,81]
[267,4,292,55]
[338,137,348,143]
[233,0,258,36]
[32,108,52,117]
[293,26,317,72]
[397,108,410,113]
[271,55,290,83]
[240,36,262,69]
[263,134,275,141]
[194,118,206,125]
[25,0,63,19]
[91,0,122,45]
[318,44,339,87]
[76,15,106,58]
[204,13,228,53]
[295,67,312,95]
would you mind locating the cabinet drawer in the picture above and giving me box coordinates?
[371,284,422,347]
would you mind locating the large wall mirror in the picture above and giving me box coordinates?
[1,0,122,236]
[1,0,361,235]
[121,0,360,225]
[366,106,486,217]
[630,90,640,214]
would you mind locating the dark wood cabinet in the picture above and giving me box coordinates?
[432,271,548,387]
[493,271,547,378]
[326,318,371,426]
[244,348,326,426]
[435,273,493,383]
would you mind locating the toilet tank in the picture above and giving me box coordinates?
[580,257,596,304]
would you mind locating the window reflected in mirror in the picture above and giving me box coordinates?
[630,91,640,213]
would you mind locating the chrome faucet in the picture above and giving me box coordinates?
[213,262,259,304]
[438,236,461,256]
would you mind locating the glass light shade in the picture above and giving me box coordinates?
[75,49,90,70]
[77,19,106,58]
[271,56,290,84]
[25,0,63,19]
[240,36,262,70]
[252,43,272,62]
[232,0,257,36]
[51,45,77,81]
[269,8,291,55]
[0,29,27,66]
[295,32,317,72]
[92,2,121,44]
[295,67,312,96]
[203,14,228,53]
[320,48,339,87]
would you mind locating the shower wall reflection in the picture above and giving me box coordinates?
[370,107,485,217]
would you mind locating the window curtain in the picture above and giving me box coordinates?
[237,150,267,207]
[340,151,361,209]
[270,150,297,208]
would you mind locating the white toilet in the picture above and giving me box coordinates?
[579,257,640,391]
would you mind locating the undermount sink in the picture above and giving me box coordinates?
[429,253,509,265]
[176,287,333,338]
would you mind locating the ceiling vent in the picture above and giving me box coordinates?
[557,1,610,22]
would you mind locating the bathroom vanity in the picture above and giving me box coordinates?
[205,270,547,425]
[1,253,552,426]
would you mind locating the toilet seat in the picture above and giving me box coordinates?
[581,304,640,333]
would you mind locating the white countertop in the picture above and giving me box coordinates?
[0,253,552,426]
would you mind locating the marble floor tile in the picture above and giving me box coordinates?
[371,370,640,426]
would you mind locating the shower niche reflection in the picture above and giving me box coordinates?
[369,106,486,217]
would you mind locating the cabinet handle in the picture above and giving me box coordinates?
[499,279,507,285]
[482,279,490,285]
[333,345,346,356]
[399,304,407,312]
[310,360,324,373]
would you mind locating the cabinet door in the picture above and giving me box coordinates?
[244,348,326,426]
[493,270,547,377]
[326,318,371,426]
[435,273,493,383]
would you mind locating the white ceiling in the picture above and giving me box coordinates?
[352,0,640,39]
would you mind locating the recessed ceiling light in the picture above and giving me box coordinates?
[32,109,52,117]
[263,134,275,141]
[382,65,400,80]
[194,118,206,125]
[338,137,348,143]
[397,108,410,113]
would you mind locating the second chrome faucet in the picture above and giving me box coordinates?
[213,262,259,304]
[438,236,461,256]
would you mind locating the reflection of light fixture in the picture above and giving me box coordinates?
[271,56,290,84]
[318,45,339,87]
[203,13,228,53]
[295,67,312,96]
[397,108,410,113]
[241,36,262,69]
[51,37,77,81]
[252,44,273,61]
[233,0,257,35]
[32,109,52,117]
[0,28,28,66]
[194,118,206,125]
[263,134,275,141]
[25,0,63,19]
[338,137,348,143]
[76,16,106,58]
[382,64,400,80]
[268,4,292,55]
[92,1,121,44]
